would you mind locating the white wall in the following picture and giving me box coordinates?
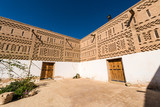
[79,59,108,82]
[30,61,43,77]
[54,62,80,78]
[0,60,80,79]
[122,49,160,85]
[0,60,42,79]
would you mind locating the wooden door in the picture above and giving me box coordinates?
[108,59,125,82]
[40,62,54,79]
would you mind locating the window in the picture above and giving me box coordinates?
[137,34,141,43]
[11,29,14,34]
[0,26,2,31]
[6,44,9,50]
[121,23,124,29]
[11,44,16,51]
[18,46,21,51]
[113,28,115,33]
[146,9,151,17]
[133,17,136,23]
[154,28,159,38]
[22,31,24,36]
[50,38,53,44]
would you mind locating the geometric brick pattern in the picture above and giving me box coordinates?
[0,17,80,62]
[80,0,160,61]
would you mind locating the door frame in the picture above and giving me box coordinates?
[40,62,55,80]
[106,58,126,83]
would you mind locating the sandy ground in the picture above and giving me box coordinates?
[2,78,160,107]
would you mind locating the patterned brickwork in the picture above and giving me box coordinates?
[80,34,97,61]
[34,29,65,61]
[0,17,30,31]
[80,0,160,61]
[32,42,64,61]
[97,29,135,59]
[136,0,158,12]
[134,0,160,53]
[0,33,31,60]
[96,13,135,59]
[65,38,80,62]
[0,17,80,62]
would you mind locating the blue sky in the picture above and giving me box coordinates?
[0,0,140,39]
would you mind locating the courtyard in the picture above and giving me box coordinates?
[2,78,160,107]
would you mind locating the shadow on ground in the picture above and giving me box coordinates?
[36,82,48,87]
[144,66,160,107]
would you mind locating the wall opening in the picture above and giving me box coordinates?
[107,58,126,83]
[40,62,55,80]
[154,28,159,38]
[146,9,151,17]
[11,29,14,34]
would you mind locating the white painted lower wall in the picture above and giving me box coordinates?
[0,60,80,79]
[0,60,42,79]
[30,61,43,77]
[0,50,160,87]
[79,59,108,82]
[122,49,160,85]
[54,62,80,78]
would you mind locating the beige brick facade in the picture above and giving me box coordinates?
[0,17,80,62]
[80,0,160,61]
